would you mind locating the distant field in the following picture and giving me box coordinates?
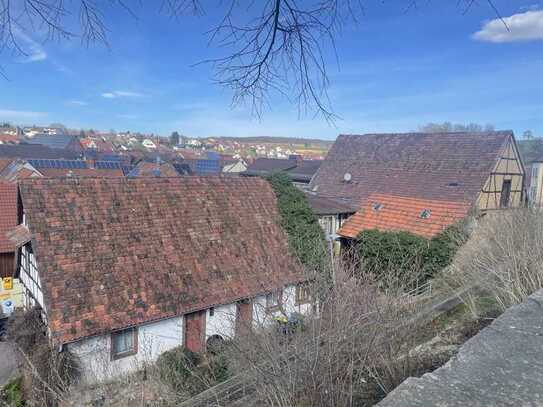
[207,136,334,150]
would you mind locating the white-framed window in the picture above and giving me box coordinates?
[533,166,539,179]
[319,216,334,235]
[111,327,138,360]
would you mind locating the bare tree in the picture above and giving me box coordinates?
[418,122,495,133]
[0,1,503,118]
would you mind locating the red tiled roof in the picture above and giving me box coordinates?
[0,158,14,173]
[0,181,18,253]
[131,161,180,177]
[19,176,304,344]
[37,168,124,178]
[0,134,20,144]
[338,193,471,239]
[310,132,512,208]
[7,224,31,248]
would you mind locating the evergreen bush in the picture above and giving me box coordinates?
[265,173,328,274]
[356,223,468,288]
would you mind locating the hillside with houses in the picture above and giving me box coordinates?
[1,127,543,406]
[2,2,543,406]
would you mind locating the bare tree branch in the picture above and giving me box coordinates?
[0,0,504,120]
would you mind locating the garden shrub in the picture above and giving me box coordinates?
[156,346,201,391]
[356,223,468,289]
[1,377,24,407]
[156,345,230,397]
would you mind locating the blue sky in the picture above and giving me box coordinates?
[1,1,543,139]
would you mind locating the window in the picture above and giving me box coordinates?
[500,179,512,208]
[295,284,311,304]
[420,209,431,219]
[372,202,383,211]
[209,307,215,317]
[111,327,138,360]
[533,166,539,179]
[319,216,333,235]
[266,290,282,311]
[531,186,538,201]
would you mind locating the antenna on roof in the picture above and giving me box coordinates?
[343,173,352,182]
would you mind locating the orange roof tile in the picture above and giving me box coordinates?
[338,193,470,239]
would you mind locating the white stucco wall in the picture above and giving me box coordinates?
[252,284,312,328]
[205,303,237,340]
[63,284,313,384]
[67,316,184,383]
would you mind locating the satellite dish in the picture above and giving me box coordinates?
[343,173,352,182]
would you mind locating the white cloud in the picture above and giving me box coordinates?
[116,114,137,120]
[13,30,47,63]
[66,100,88,106]
[0,109,47,119]
[473,10,543,43]
[520,4,540,11]
[101,90,144,99]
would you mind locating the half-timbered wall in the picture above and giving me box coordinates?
[476,138,525,210]
[19,243,45,311]
[528,162,543,207]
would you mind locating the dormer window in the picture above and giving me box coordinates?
[372,202,383,212]
[420,209,431,219]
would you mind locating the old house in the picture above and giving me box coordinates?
[1,159,125,180]
[243,157,322,187]
[127,161,180,177]
[0,144,80,160]
[222,159,247,174]
[304,194,354,242]
[13,177,308,382]
[28,134,83,152]
[517,138,543,206]
[141,138,157,149]
[309,131,525,241]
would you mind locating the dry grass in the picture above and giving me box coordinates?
[219,259,436,407]
[447,208,543,314]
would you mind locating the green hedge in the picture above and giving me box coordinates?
[356,223,468,288]
[156,346,230,397]
[266,173,328,274]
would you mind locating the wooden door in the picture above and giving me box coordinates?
[501,179,512,208]
[236,300,252,335]
[184,310,206,353]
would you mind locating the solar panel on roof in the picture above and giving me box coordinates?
[196,159,220,175]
